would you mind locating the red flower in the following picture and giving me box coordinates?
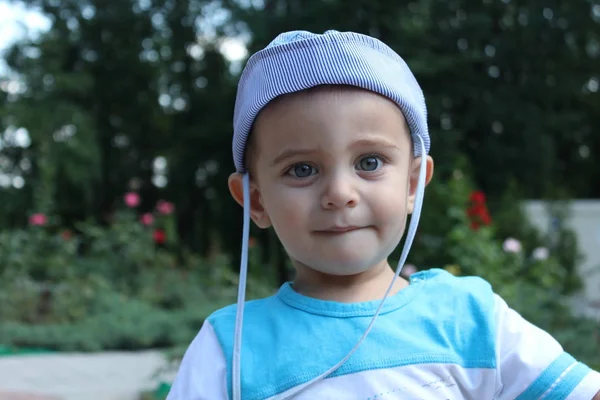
[467,191,492,230]
[153,228,166,245]
[61,230,73,240]
[466,204,482,217]
[471,191,486,203]
[469,191,486,204]
[480,211,492,225]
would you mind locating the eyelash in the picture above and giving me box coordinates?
[358,153,387,170]
[284,154,387,178]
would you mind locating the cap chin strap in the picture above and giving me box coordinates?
[232,135,428,400]
[232,171,250,400]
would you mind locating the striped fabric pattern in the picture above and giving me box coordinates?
[231,30,430,173]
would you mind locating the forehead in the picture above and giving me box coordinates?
[252,85,411,154]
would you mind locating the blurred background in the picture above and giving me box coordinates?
[0,0,599,399]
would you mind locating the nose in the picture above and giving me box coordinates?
[320,171,359,210]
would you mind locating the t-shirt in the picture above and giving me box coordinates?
[167,269,600,400]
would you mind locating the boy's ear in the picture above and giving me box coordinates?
[407,156,434,215]
[228,173,272,229]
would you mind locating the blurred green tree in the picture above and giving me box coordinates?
[0,0,598,281]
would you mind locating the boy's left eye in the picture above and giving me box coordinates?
[356,156,383,172]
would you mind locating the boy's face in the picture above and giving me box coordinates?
[230,86,433,276]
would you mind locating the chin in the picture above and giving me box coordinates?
[287,240,395,276]
[306,255,382,276]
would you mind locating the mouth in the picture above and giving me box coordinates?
[314,226,363,235]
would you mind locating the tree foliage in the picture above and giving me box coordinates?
[0,0,598,268]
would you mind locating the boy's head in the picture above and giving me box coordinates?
[228,30,433,276]
[230,85,433,276]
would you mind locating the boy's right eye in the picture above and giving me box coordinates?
[287,163,317,178]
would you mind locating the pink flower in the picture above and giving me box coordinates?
[140,213,154,226]
[29,213,48,226]
[401,264,418,277]
[156,200,175,215]
[124,192,140,208]
[503,237,522,253]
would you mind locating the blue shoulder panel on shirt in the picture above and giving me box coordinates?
[208,268,498,400]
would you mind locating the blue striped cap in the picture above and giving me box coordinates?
[232,30,430,172]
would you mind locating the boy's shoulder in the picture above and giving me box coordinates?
[411,267,494,296]
[205,268,498,329]
[406,267,496,307]
[412,266,491,284]
[206,290,280,324]
[408,268,499,327]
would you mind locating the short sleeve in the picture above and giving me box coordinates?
[167,320,228,400]
[493,294,600,400]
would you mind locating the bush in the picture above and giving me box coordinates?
[0,195,274,352]
[1,186,598,369]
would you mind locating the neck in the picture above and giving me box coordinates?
[291,259,408,303]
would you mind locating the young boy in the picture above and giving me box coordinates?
[167,30,600,400]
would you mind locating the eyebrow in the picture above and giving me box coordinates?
[271,138,402,166]
[350,138,402,151]
[272,148,318,166]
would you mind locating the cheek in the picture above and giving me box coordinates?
[369,175,409,220]
[261,185,310,230]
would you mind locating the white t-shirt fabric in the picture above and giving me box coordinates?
[167,269,600,400]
